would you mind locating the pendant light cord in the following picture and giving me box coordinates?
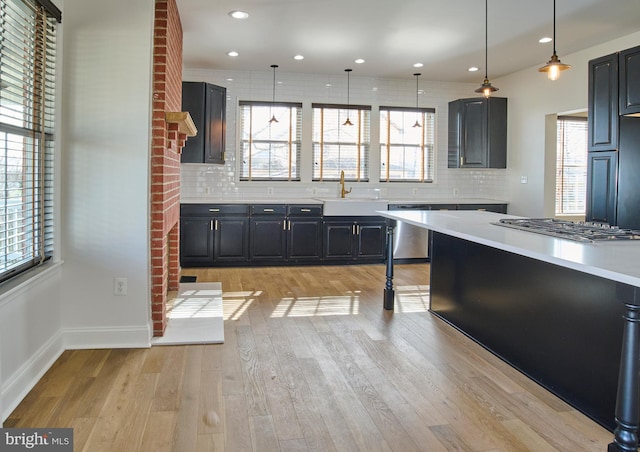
[552,0,557,55]
[271,64,278,104]
[484,0,488,80]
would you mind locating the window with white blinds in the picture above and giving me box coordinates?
[555,116,588,216]
[312,103,371,181]
[0,0,60,282]
[239,101,302,181]
[380,107,435,182]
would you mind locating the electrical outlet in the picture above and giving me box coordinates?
[114,277,127,296]
[521,176,528,184]
[267,187,274,195]
[453,188,459,197]
[412,188,418,196]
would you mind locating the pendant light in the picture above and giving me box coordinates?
[474,0,498,97]
[269,64,279,124]
[412,73,422,128]
[538,0,571,80]
[343,69,353,126]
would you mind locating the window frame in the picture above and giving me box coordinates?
[555,115,588,216]
[0,0,60,284]
[238,100,303,182]
[379,106,436,183]
[311,103,371,182]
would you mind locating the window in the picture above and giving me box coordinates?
[380,107,435,182]
[312,103,371,181]
[239,101,302,181]
[0,0,59,283]
[556,116,588,216]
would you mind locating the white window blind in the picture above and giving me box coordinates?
[0,0,59,282]
[380,107,435,182]
[239,101,302,181]
[556,116,588,216]
[312,103,371,181]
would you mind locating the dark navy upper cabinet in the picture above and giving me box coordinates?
[448,97,507,168]
[588,53,619,151]
[619,45,640,116]
[181,82,226,164]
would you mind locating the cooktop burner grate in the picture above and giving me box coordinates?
[492,218,640,242]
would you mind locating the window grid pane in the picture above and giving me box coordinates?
[312,105,371,181]
[555,117,588,215]
[239,102,301,181]
[380,108,435,182]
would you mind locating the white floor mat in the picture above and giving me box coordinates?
[152,282,224,345]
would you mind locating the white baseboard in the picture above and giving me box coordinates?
[63,325,151,350]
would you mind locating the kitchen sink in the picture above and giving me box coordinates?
[315,197,389,216]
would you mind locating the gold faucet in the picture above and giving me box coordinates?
[340,170,352,198]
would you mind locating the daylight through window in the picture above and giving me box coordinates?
[312,104,371,181]
[0,0,59,282]
[239,101,302,181]
[380,107,435,182]
[556,116,588,216]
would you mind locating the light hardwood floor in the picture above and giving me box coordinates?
[5,264,613,451]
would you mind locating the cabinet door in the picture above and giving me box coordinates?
[588,54,618,151]
[205,83,226,164]
[324,222,355,259]
[180,217,214,266]
[214,218,249,262]
[356,221,386,259]
[250,218,287,260]
[181,82,207,163]
[586,151,618,225]
[619,45,640,116]
[460,98,487,167]
[288,218,323,260]
[181,82,226,164]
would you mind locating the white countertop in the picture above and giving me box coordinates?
[378,209,640,288]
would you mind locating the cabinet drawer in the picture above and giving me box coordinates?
[250,205,287,216]
[288,205,323,216]
[181,204,249,216]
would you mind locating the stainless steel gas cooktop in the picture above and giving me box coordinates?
[492,218,640,242]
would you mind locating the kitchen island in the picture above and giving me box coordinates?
[378,210,640,451]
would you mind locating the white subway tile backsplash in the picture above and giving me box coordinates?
[181,69,508,203]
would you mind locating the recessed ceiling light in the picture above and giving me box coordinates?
[355,58,365,64]
[226,78,233,82]
[227,51,239,57]
[468,66,479,72]
[293,55,304,60]
[228,10,249,19]
[413,63,424,68]
[325,83,332,87]
[539,36,553,43]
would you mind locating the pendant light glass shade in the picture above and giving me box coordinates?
[269,64,279,124]
[475,0,498,97]
[538,0,571,80]
[413,73,422,128]
[343,69,353,126]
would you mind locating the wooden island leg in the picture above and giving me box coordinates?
[384,221,395,310]
[609,284,640,452]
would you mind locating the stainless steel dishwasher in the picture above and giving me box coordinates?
[387,204,430,261]
[388,203,458,261]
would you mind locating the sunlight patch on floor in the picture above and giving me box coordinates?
[393,285,430,313]
[271,295,360,317]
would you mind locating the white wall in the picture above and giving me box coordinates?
[181,69,508,203]
[496,31,640,217]
[59,0,154,348]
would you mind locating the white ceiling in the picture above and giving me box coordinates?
[176,0,640,83]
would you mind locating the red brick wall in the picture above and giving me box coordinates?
[151,0,183,336]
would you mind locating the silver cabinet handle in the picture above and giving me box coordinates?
[214,219,219,230]
[210,220,214,231]
[283,220,287,231]
[209,208,220,212]
[263,208,274,212]
[301,208,311,212]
